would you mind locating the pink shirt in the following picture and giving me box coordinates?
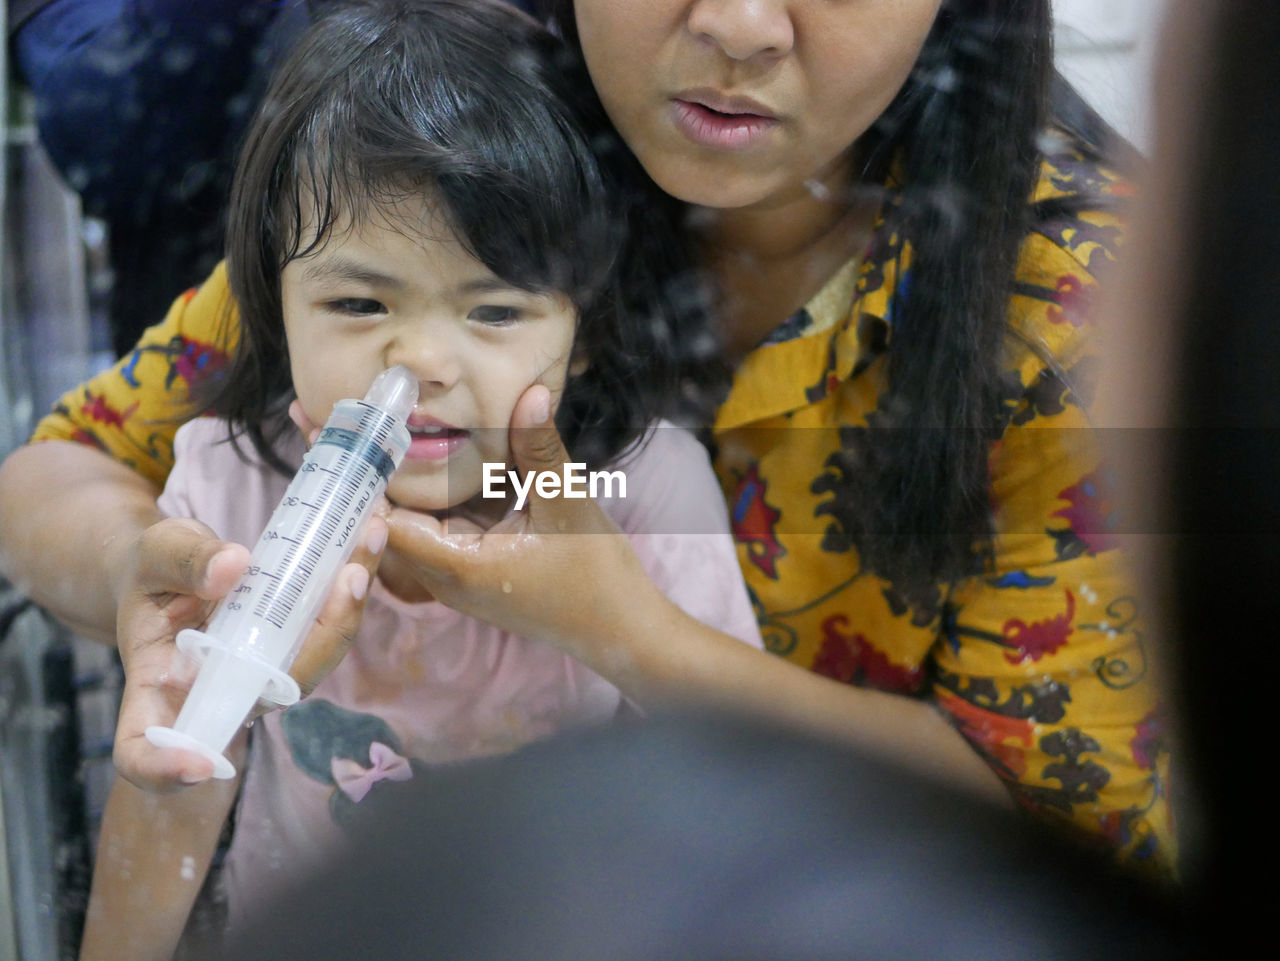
[158,418,761,929]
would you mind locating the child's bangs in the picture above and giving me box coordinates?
[273,127,431,268]
[264,14,621,304]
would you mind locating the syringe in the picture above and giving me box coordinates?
[145,366,418,778]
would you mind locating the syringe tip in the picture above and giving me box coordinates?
[364,366,419,422]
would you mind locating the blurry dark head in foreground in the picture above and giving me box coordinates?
[225,712,1187,961]
[1154,0,1280,912]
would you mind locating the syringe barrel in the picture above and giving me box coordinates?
[148,367,417,777]
[201,397,410,668]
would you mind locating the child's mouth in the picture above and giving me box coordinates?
[406,423,470,460]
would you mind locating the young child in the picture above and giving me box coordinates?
[79,1,760,956]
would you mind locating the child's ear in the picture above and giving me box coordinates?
[568,349,590,377]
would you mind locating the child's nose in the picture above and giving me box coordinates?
[385,326,462,392]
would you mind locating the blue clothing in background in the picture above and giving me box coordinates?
[9,0,539,356]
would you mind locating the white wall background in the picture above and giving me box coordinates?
[1053,0,1170,151]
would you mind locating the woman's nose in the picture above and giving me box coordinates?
[687,0,795,62]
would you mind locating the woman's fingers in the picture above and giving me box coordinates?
[114,654,249,791]
[128,516,251,603]
[113,518,250,790]
[385,383,629,642]
[507,383,560,488]
[113,607,217,791]
[288,512,388,697]
[118,517,249,700]
[505,383,614,533]
[113,511,387,788]
[114,710,216,791]
[288,398,322,447]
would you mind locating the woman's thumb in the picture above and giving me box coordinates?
[508,384,568,492]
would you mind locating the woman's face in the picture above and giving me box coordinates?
[574,0,943,210]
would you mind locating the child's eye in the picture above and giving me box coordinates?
[326,298,386,316]
[467,305,521,326]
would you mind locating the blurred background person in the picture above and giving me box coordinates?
[7,0,309,357]
[224,710,1189,961]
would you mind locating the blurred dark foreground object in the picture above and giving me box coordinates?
[225,711,1191,961]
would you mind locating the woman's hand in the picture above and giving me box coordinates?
[112,506,387,793]
[382,388,1012,803]
[384,385,654,657]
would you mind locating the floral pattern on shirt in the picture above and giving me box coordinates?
[709,138,1173,870]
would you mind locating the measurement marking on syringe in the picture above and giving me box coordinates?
[244,409,403,630]
[253,463,379,629]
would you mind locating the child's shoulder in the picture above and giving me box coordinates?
[612,419,716,489]
[172,414,230,449]
[164,418,295,545]
[597,420,727,536]
[616,418,709,464]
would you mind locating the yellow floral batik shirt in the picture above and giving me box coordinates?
[712,139,1173,870]
[31,141,1172,871]
[33,261,240,490]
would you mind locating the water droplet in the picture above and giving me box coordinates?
[803,178,831,201]
[501,581,513,594]
[180,856,196,881]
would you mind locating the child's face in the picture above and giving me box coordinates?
[280,191,580,516]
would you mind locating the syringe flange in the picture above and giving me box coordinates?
[143,629,305,779]
[176,627,302,707]
[144,725,238,780]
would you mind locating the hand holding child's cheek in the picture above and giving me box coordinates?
[385,384,644,652]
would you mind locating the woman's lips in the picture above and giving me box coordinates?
[671,98,779,149]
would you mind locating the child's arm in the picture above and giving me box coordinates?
[80,767,241,961]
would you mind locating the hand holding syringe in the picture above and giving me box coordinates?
[145,367,418,778]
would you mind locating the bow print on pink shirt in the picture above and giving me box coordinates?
[331,741,414,803]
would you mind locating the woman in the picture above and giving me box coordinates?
[0,0,1172,868]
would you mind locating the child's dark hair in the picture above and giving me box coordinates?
[547,0,1118,590]
[216,0,719,475]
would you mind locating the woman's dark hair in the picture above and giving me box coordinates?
[546,0,1124,588]
[841,0,1054,585]
[215,0,720,475]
